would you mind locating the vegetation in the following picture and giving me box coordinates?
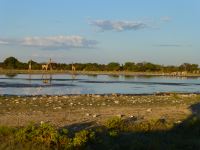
[0,115,200,150]
[1,56,200,73]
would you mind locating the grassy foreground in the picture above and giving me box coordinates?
[0,114,200,150]
[0,94,200,149]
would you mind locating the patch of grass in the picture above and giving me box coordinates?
[0,116,200,150]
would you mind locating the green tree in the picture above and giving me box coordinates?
[179,63,199,72]
[3,57,20,69]
[107,62,121,71]
[124,62,136,71]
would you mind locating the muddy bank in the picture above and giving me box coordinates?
[0,94,199,127]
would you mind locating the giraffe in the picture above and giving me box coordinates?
[72,63,76,72]
[28,60,32,71]
[42,64,49,70]
[41,58,53,71]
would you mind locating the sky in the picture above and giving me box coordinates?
[0,0,199,65]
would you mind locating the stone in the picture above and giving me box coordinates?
[86,113,91,116]
[93,114,99,118]
[146,108,152,113]
[53,107,62,110]
[114,100,119,104]
[101,102,106,106]
[116,114,124,118]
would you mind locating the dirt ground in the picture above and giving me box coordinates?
[0,94,199,127]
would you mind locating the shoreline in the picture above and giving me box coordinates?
[1,69,200,77]
[1,92,200,97]
[0,93,199,127]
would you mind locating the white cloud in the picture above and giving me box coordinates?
[160,16,171,22]
[0,40,9,45]
[90,20,147,32]
[0,36,97,50]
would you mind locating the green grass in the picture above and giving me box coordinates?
[0,115,200,150]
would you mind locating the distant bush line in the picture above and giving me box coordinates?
[0,56,199,73]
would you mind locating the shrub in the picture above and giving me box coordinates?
[15,123,57,146]
[105,117,124,130]
[73,130,95,148]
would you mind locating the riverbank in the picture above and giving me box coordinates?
[0,94,199,127]
[1,69,200,77]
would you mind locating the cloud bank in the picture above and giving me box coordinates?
[90,20,147,32]
[0,36,97,50]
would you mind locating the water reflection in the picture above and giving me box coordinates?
[87,74,98,78]
[5,73,18,78]
[1,74,200,95]
[124,75,136,80]
[108,75,120,79]
[42,74,52,84]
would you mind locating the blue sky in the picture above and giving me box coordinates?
[0,0,199,65]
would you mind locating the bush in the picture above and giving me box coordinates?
[73,130,95,148]
[105,117,124,130]
[15,123,57,145]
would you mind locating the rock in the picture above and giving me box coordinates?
[175,120,182,124]
[93,114,99,118]
[32,97,37,100]
[146,108,152,113]
[53,107,62,110]
[116,114,124,118]
[130,115,137,119]
[114,100,119,104]
[86,113,91,116]
[101,102,106,106]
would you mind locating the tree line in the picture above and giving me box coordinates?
[0,56,199,73]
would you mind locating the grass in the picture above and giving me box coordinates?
[0,115,200,150]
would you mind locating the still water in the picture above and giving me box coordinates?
[0,74,200,95]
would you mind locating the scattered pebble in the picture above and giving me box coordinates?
[116,114,124,118]
[53,107,62,110]
[93,114,99,118]
[146,108,152,113]
[86,113,91,116]
[114,100,119,104]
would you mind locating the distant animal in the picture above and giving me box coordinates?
[28,61,32,70]
[181,71,187,76]
[42,64,49,70]
[72,64,76,72]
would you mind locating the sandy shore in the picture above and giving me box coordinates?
[0,94,199,127]
[1,69,200,77]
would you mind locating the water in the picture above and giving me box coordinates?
[0,74,200,95]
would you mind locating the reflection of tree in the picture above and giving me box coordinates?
[5,73,17,78]
[71,73,77,85]
[87,74,98,78]
[109,75,119,78]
